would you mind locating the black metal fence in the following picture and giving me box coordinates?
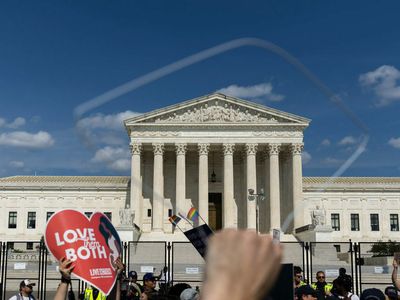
[0,240,396,299]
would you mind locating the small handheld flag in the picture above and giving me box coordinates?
[168,215,181,227]
[187,207,199,222]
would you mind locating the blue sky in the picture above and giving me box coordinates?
[1,1,400,177]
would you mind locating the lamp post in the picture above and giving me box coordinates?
[247,188,265,233]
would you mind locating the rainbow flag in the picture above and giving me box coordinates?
[187,207,199,222]
[169,215,181,227]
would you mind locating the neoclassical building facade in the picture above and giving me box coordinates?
[1,93,400,243]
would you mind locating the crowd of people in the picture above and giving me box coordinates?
[7,229,400,300]
[294,264,400,300]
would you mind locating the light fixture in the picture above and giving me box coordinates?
[211,151,216,182]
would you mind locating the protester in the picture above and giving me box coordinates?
[360,288,385,300]
[330,276,359,300]
[201,229,283,300]
[311,271,333,299]
[392,258,400,290]
[54,257,75,300]
[296,285,318,300]
[384,286,400,300]
[8,279,37,300]
[157,266,171,295]
[126,271,142,300]
[142,273,158,298]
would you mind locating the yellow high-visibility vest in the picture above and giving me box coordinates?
[84,287,107,300]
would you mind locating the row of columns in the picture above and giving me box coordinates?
[130,142,304,232]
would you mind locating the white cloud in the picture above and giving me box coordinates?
[7,117,26,129]
[302,151,311,165]
[76,110,141,131]
[217,83,284,102]
[0,131,54,148]
[91,146,130,171]
[323,157,343,165]
[338,136,357,146]
[388,137,400,149]
[359,65,400,106]
[321,139,331,147]
[9,161,24,168]
[0,117,26,129]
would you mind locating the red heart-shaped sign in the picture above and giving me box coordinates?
[45,210,122,295]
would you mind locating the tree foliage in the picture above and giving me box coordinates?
[368,240,400,257]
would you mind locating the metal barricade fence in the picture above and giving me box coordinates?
[308,241,353,289]
[171,242,205,287]
[357,242,394,293]
[0,239,398,298]
[126,241,167,281]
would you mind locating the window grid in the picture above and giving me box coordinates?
[27,212,36,229]
[46,212,54,221]
[370,214,379,231]
[331,213,340,231]
[390,214,399,231]
[8,212,17,229]
[351,214,360,231]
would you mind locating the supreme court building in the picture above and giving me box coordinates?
[1,93,400,243]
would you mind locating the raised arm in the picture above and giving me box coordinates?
[392,258,400,289]
[54,257,75,300]
[201,229,283,300]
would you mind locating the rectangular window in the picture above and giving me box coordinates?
[147,209,152,217]
[331,213,340,231]
[46,212,54,221]
[84,212,92,218]
[7,242,14,250]
[168,209,173,217]
[27,212,36,229]
[390,214,399,231]
[351,214,360,231]
[104,212,112,221]
[8,212,17,229]
[26,242,34,250]
[370,214,380,231]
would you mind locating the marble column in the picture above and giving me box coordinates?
[130,142,142,228]
[268,143,281,231]
[223,143,236,228]
[246,143,258,229]
[152,143,164,231]
[198,143,210,225]
[175,143,187,214]
[291,143,304,230]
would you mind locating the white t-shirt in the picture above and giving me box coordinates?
[338,293,359,300]
[9,294,35,300]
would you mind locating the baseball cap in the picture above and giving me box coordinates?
[360,288,385,300]
[180,288,199,300]
[384,286,399,299]
[128,271,137,278]
[143,273,156,281]
[20,279,36,288]
[296,285,318,298]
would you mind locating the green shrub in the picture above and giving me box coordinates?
[368,240,400,257]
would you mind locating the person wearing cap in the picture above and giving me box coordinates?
[8,279,36,300]
[330,276,359,300]
[296,285,318,300]
[126,270,142,300]
[311,271,333,299]
[385,286,400,300]
[360,288,385,300]
[142,273,158,298]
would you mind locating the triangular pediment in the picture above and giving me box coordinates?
[124,93,310,126]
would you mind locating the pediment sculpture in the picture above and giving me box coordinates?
[154,103,279,123]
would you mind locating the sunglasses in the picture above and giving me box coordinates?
[317,276,325,279]
[295,275,303,278]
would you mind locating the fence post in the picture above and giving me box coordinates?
[171,242,174,286]
[304,242,310,284]
[353,243,359,296]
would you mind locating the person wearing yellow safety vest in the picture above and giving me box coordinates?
[83,286,107,300]
[311,271,333,299]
